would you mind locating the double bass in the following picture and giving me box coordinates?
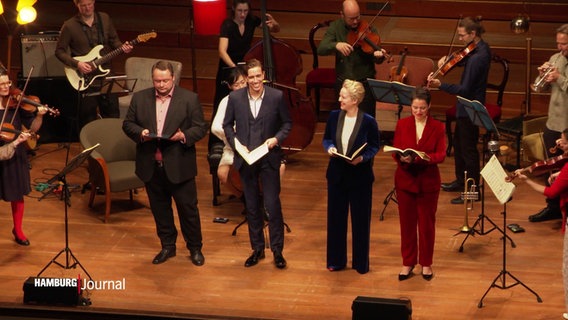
[244,0,317,155]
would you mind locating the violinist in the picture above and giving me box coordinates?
[0,70,47,246]
[526,24,568,223]
[506,128,568,320]
[317,0,387,118]
[427,17,491,204]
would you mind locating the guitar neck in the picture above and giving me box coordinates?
[93,38,139,67]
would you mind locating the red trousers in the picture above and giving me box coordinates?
[396,188,439,267]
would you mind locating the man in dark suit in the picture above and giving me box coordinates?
[223,59,292,269]
[123,61,207,266]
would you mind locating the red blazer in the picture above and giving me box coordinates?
[392,116,446,193]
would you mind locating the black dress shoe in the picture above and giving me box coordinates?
[274,251,287,269]
[327,265,345,272]
[528,207,562,222]
[398,266,414,281]
[441,180,463,192]
[152,248,176,264]
[190,249,205,266]
[244,250,265,267]
[12,229,30,246]
[451,196,480,205]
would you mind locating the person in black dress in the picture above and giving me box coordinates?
[208,0,279,151]
[0,71,47,246]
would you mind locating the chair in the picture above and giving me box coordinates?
[79,118,145,223]
[521,116,548,163]
[305,20,336,116]
[445,54,510,156]
[118,57,183,118]
[374,55,435,132]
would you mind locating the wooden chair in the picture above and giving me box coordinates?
[445,54,509,156]
[305,20,336,116]
[118,57,182,118]
[79,118,145,222]
[374,55,435,132]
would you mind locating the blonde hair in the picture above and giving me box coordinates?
[342,79,365,103]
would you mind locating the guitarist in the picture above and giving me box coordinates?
[55,0,133,130]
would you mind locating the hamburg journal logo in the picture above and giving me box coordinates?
[33,275,126,293]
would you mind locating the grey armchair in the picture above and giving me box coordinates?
[79,118,145,222]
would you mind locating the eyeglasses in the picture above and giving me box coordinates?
[0,81,12,87]
[153,79,172,84]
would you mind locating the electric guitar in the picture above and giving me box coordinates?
[65,32,157,91]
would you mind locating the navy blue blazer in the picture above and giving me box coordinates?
[322,110,381,186]
[223,86,292,170]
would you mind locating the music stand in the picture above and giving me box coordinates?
[477,155,541,307]
[368,79,415,220]
[455,97,515,251]
[37,143,100,280]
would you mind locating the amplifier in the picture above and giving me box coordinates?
[352,296,412,320]
[23,277,82,306]
[20,33,66,78]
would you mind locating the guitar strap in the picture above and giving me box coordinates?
[80,12,105,48]
[95,12,105,46]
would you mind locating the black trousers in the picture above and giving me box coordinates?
[145,165,203,252]
[454,117,480,185]
[78,90,119,131]
[239,158,284,253]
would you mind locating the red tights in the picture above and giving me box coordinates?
[11,200,26,240]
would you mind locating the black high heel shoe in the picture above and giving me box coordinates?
[12,229,30,246]
[398,266,414,281]
[422,267,434,281]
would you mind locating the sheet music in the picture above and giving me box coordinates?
[235,138,269,165]
[480,154,515,204]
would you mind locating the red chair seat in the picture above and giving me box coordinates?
[306,68,336,88]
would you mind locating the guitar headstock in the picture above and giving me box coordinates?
[136,32,158,43]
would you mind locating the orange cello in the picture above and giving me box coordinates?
[389,48,408,83]
[243,0,316,155]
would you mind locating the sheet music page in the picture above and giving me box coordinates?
[480,154,515,204]
[234,138,269,165]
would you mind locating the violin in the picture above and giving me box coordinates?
[0,122,36,143]
[347,20,391,61]
[508,153,568,181]
[389,48,408,83]
[430,41,476,78]
[3,88,60,116]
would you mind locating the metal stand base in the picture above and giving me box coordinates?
[478,203,541,307]
[379,187,397,221]
[459,212,516,252]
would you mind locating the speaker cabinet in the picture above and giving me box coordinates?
[23,277,81,306]
[352,296,412,320]
[21,33,66,78]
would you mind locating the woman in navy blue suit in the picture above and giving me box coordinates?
[323,79,380,274]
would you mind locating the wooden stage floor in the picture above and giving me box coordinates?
[0,122,563,320]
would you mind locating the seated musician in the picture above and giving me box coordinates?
[507,128,568,320]
[211,67,247,194]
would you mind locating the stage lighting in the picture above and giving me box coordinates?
[17,6,36,25]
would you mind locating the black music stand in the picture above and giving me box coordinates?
[368,79,415,220]
[477,155,541,307]
[456,97,515,251]
[37,143,100,280]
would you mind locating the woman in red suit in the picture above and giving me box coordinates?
[392,87,446,281]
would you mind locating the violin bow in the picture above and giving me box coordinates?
[8,66,34,124]
[351,1,390,47]
[442,15,463,65]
